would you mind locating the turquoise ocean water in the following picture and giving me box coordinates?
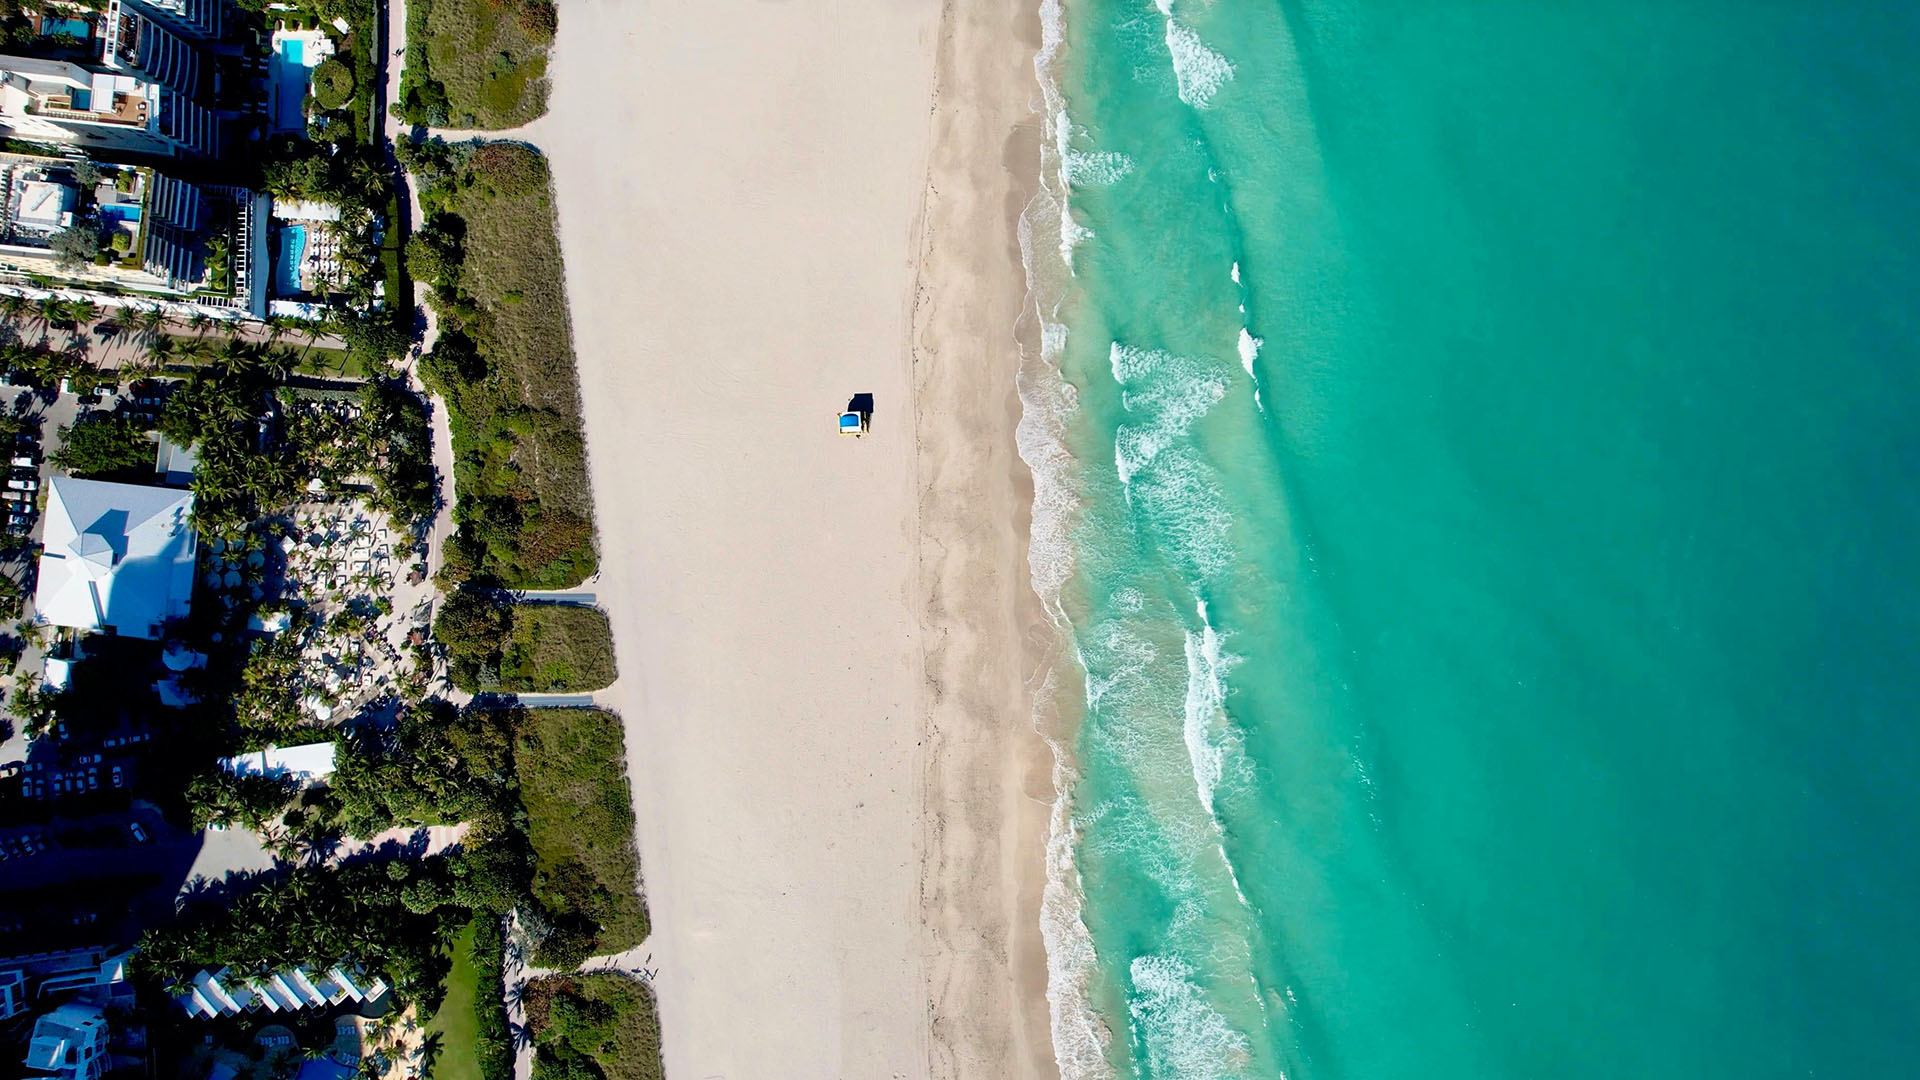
[1020,3,1920,1078]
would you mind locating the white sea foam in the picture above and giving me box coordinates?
[1109,344,1228,485]
[1236,328,1265,413]
[1236,328,1267,378]
[1128,954,1255,1078]
[1129,446,1235,580]
[1236,328,1261,379]
[1040,726,1117,1080]
[1080,622,1158,712]
[1016,98,1080,608]
[1164,19,1235,108]
[1230,261,1240,284]
[1066,149,1136,188]
[1182,601,1237,817]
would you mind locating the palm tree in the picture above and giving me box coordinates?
[129,305,166,345]
[266,345,298,382]
[189,310,214,337]
[34,297,67,339]
[177,335,215,368]
[147,332,178,370]
[0,292,28,330]
[69,299,98,327]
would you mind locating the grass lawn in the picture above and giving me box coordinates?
[500,604,617,692]
[416,0,552,128]
[515,708,648,965]
[425,920,483,1080]
[293,345,367,379]
[525,974,662,1080]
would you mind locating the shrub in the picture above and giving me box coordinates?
[499,605,617,693]
[52,416,153,478]
[517,0,556,41]
[47,224,100,270]
[514,708,648,964]
[109,230,131,253]
[435,587,513,691]
[525,975,662,1080]
[404,233,445,281]
[472,918,515,1080]
[470,142,545,197]
[312,58,357,110]
[416,0,551,128]
[418,142,597,589]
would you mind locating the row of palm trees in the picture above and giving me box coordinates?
[0,291,338,366]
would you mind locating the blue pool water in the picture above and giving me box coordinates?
[270,40,311,131]
[275,225,306,295]
[99,204,141,224]
[39,17,89,38]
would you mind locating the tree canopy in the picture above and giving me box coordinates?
[313,57,356,110]
[51,416,154,478]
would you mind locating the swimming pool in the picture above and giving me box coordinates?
[100,204,142,225]
[275,224,307,295]
[270,39,311,132]
[39,17,89,38]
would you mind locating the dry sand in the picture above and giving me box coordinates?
[541,0,1052,1077]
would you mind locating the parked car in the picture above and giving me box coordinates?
[110,765,124,788]
[127,822,148,843]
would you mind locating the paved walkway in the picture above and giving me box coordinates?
[501,911,662,1080]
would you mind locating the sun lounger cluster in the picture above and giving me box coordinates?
[175,962,388,1019]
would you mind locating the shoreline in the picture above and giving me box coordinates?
[912,0,1056,1076]
[540,0,1051,1075]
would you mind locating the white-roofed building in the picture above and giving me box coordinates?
[220,741,336,787]
[10,178,73,232]
[32,476,195,640]
[23,1002,108,1080]
[176,963,385,1019]
[269,198,342,222]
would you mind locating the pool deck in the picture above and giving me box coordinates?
[266,30,335,133]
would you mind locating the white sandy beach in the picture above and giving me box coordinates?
[541,0,1052,1077]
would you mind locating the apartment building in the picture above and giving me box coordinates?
[0,52,218,157]
[0,151,267,317]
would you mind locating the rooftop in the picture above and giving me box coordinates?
[33,475,197,640]
[220,741,337,786]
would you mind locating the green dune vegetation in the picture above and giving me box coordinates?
[524,974,663,1080]
[150,703,646,1073]
[435,591,618,694]
[405,138,598,590]
[321,703,645,969]
[515,708,648,968]
[401,0,556,128]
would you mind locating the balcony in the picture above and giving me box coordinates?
[112,14,141,65]
[30,91,147,127]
